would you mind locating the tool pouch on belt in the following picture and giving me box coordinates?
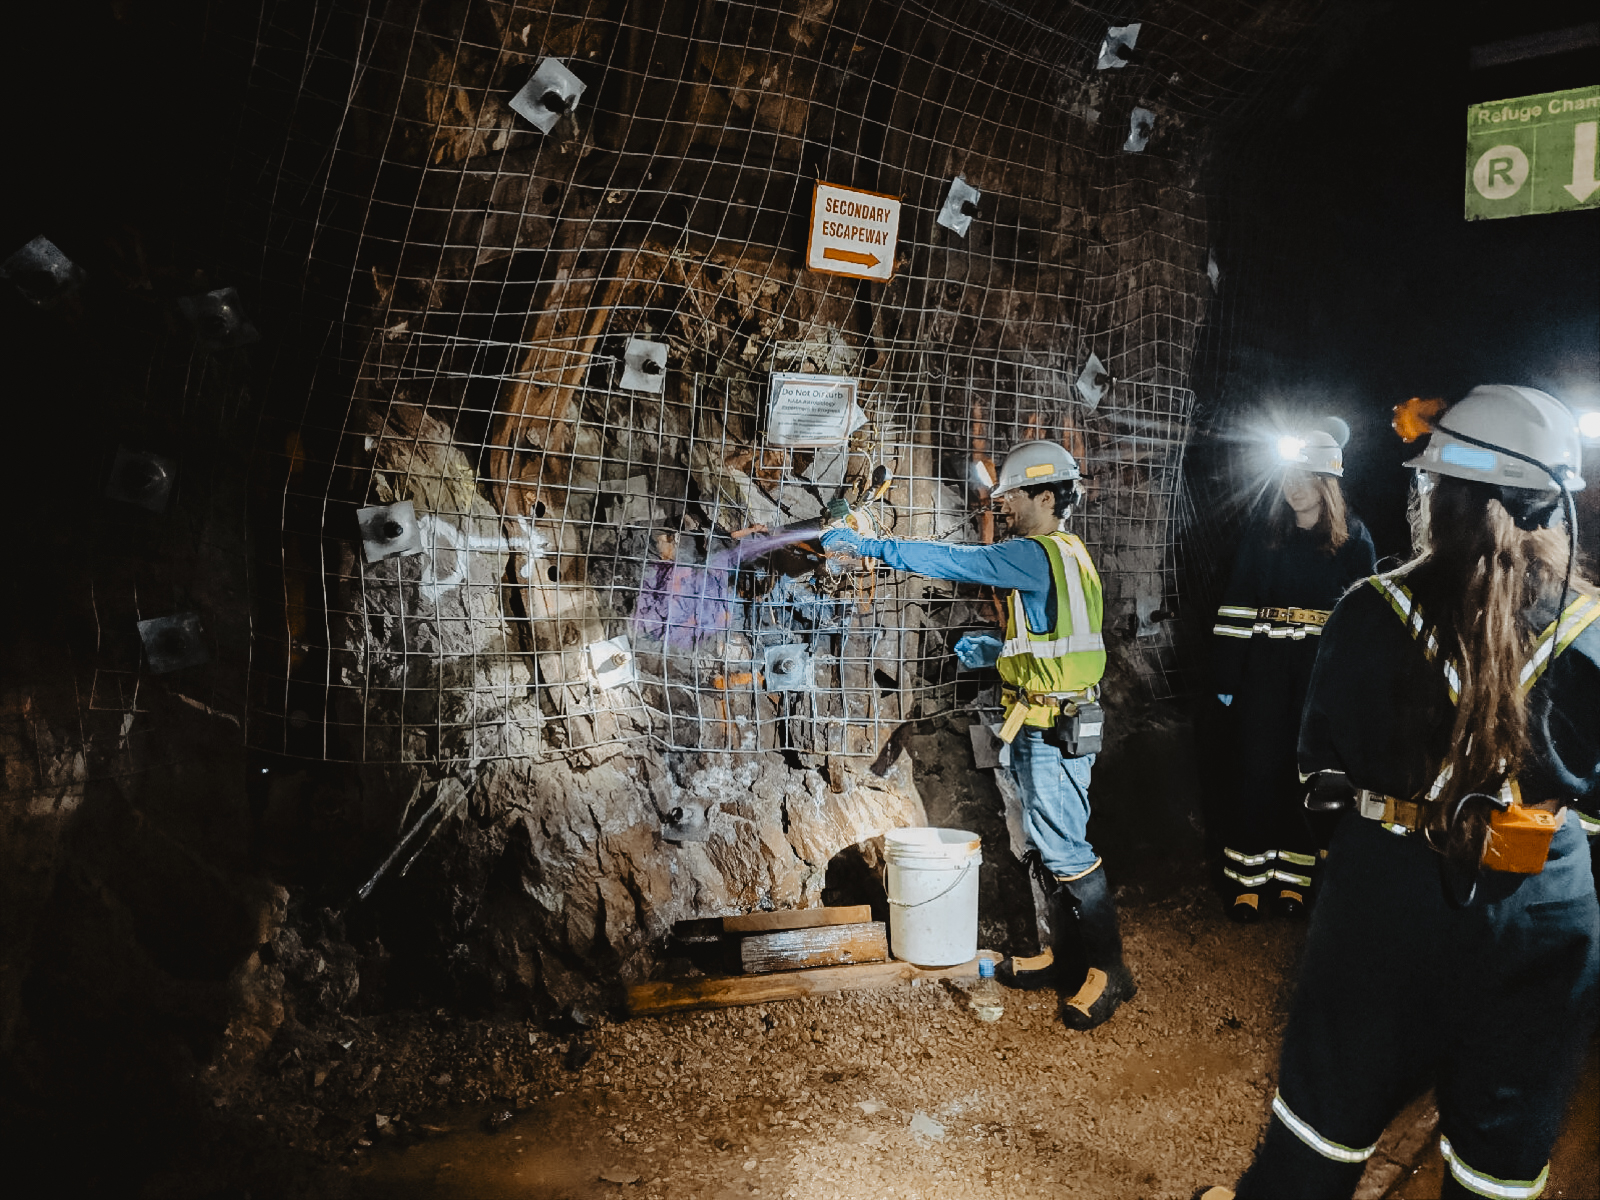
[1482,804,1561,874]
[1048,700,1104,758]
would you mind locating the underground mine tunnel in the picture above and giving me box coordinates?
[2,1,1598,1197]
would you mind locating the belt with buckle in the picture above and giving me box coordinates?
[998,684,1096,743]
[1356,790,1426,832]
[1257,606,1330,626]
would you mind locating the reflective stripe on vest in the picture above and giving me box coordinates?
[1440,1136,1549,1199]
[1270,1091,1377,1164]
[996,533,1106,729]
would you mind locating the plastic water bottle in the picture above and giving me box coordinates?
[969,958,1004,1022]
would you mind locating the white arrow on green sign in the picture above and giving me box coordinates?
[1465,85,1600,220]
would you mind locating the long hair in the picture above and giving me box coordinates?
[1392,475,1584,864]
[1265,474,1349,553]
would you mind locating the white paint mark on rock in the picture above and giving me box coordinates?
[416,514,553,602]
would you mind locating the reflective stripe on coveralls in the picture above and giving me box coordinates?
[1269,1090,1377,1164]
[997,532,1105,739]
[1223,847,1315,888]
[1441,1136,1550,1199]
[1212,604,1330,640]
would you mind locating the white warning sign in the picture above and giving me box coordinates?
[807,182,901,282]
[766,373,863,447]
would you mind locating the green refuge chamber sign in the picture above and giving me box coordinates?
[1466,86,1600,220]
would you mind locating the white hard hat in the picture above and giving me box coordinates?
[991,441,1081,496]
[1406,385,1585,493]
[1278,429,1344,476]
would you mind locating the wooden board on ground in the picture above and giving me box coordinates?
[738,921,887,974]
[626,950,1002,1017]
[720,905,872,935]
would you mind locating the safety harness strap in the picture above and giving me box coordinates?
[1357,580,1595,821]
[1366,578,1599,704]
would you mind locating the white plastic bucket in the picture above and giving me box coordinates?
[884,827,982,967]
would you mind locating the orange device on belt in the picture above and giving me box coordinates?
[1483,803,1561,874]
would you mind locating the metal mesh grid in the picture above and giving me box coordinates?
[227,0,1327,764]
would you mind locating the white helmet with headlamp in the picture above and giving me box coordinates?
[1277,429,1344,476]
[992,440,1082,497]
[1406,384,1585,494]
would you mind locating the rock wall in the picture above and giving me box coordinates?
[0,0,1327,1168]
[223,0,1322,1013]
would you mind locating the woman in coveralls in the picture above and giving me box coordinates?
[1211,427,1375,921]
[1201,385,1600,1200]
[821,441,1136,1030]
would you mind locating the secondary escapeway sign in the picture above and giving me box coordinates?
[807,181,901,282]
[1465,86,1600,220]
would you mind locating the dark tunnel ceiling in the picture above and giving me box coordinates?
[1,0,1595,593]
[1188,0,1600,563]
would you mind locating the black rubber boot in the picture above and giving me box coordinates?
[1001,881,1088,990]
[996,945,1057,990]
[1274,887,1306,919]
[1228,891,1263,924]
[999,863,1083,990]
[1057,865,1136,1031]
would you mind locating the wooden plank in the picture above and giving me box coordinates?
[626,950,1001,1017]
[669,917,725,944]
[720,905,872,935]
[738,922,888,974]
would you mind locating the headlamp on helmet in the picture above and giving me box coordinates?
[1275,427,1344,477]
[1403,385,1585,494]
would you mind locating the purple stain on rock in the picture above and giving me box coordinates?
[630,560,736,648]
[629,527,819,649]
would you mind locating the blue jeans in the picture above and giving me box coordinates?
[1008,729,1099,877]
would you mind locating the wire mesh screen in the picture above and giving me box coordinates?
[235,0,1323,764]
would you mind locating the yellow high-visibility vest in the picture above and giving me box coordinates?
[996,532,1106,734]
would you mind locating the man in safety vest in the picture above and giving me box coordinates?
[821,441,1136,1030]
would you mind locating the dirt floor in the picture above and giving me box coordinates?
[170,878,1597,1200]
[146,718,1596,1199]
[187,879,1285,1200]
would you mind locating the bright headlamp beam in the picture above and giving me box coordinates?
[1276,435,1306,463]
[1578,411,1600,441]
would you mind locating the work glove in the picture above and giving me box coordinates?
[954,631,1004,668]
[819,527,864,553]
[1216,693,1233,706]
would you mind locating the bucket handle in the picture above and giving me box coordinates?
[886,857,978,909]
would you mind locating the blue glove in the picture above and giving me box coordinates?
[954,631,1004,669]
[820,527,864,553]
[1217,693,1233,706]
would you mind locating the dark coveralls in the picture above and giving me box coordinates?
[1211,513,1375,904]
[1236,581,1600,1200]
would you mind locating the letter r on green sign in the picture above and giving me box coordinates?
[1487,157,1516,187]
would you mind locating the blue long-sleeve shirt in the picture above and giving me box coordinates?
[856,535,1057,632]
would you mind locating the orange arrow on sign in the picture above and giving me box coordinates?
[823,247,880,268]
